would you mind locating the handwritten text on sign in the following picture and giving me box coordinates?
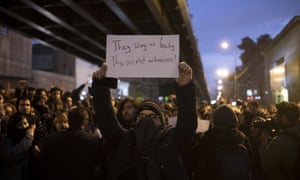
[106,35,179,78]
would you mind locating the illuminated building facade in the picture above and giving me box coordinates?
[263,16,300,104]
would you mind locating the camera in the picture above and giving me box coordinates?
[92,77,118,89]
[253,116,277,137]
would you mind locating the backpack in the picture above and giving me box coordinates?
[212,143,251,180]
[282,131,300,180]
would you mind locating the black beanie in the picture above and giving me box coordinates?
[212,105,238,128]
[136,100,166,124]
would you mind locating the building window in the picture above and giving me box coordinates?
[63,64,68,75]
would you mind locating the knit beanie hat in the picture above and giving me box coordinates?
[136,100,166,124]
[212,105,238,128]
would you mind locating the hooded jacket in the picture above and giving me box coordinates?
[192,105,252,180]
[90,81,197,180]
[0,113,34,180]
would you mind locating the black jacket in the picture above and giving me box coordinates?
[90,81,197,180]
[40,129,104,180]
[193,128,252,180]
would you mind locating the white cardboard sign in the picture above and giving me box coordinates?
[196,119,210,133]
[106,35,179,78]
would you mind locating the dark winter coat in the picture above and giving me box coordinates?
[0,133,34,180]
[39,129,104,180]
[263,125,300,180]
[0,113,35,180]
[90,82,197,180]
[192,128,252,180]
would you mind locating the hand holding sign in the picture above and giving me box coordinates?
[106,35,179,78]
[176,62,193,86]
[93,63,117,89]
[93,61,193,89]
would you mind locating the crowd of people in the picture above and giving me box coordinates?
[0,61,299,180]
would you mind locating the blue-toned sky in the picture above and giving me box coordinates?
[187,0,300,98]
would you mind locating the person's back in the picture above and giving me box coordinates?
[40,106,104,180]
[193,105,252,180]
[42,129,103,180]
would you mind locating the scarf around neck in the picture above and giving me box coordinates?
[135,117,172,180]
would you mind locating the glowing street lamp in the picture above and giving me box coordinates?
[215,68,229,101]
[221,41,229,49]
[216,68,229,78]
[217,85,223,91]
[220,40,239,99]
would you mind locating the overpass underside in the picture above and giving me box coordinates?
[0,0,210,101]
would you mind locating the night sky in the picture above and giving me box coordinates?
[188,0,300,98]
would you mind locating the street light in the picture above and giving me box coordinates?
[216,68,229,101]
[216,68,229,78]
[221,41,229,49]
[217,85,223,91]
[220,40,238,100]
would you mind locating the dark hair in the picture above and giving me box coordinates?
[50,87,62,94]
[24,86,35,91]
[35,88,48,95]
[4,103,17,114]
[7,113,28,143]
[236,99,243,106]
[16,96,31,110]
[248,101,259,108]
[62,91,73,102]
[117,97,138,121]
[212,105,238,128]
[68,106,89,129]
[34,88,48,101]
[276,101,299,124]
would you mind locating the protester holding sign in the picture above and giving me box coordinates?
[90,60,196,180]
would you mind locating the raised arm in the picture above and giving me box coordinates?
[90,63,126,147]
[173,62,197,147]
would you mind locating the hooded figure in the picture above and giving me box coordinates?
[212,105,238,128]
[192,105,252,180]
[134,100,173,180]
[135,100,167,154]
[6,113,30,144]
[91,61,196,180]
[0,113,35,180]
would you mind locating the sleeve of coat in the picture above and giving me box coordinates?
[90,84,126,147]
[173,82,197,148]
[0,135,34,162]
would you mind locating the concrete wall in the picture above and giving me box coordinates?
[0,28,32,89]
[32,70,76,92]
[0,28,76,92]
[53,50,75,76]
